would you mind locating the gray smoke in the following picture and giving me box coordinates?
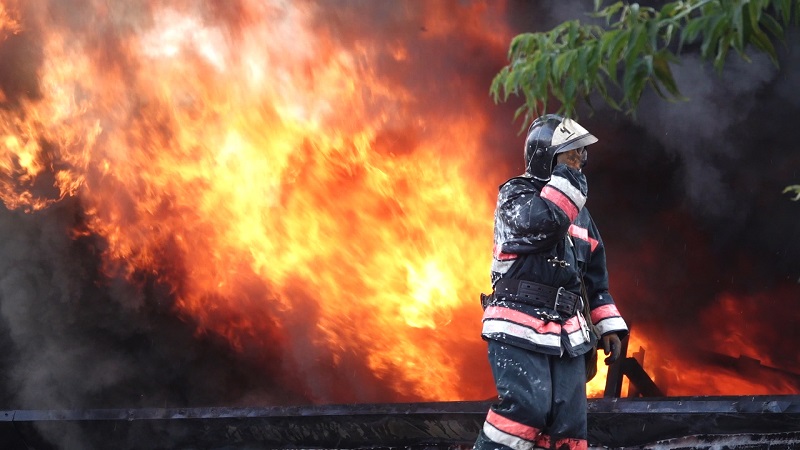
[535,2,797,221]
[0,5,798,450]
[0,0,508,431]
[506,3,800,380]
[0,199,305,448]
[636,51,779,221]
[0,202,135,448]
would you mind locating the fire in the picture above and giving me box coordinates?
[624,329,799,397]
[588,287,800,398]
[0,0,508,402]
[3,0,795,405]
[0,2,20,37]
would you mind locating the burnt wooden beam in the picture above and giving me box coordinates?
[2,396,800,449]
[699,351,800,385]
[621,357,665,398]
[603,333,630,397]
[588,395,800,448]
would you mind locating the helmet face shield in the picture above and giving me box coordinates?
[524,115,597,180]
[550,118,598,155]
[577,146,588,168]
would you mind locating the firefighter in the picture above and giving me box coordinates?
[474,114,628,450]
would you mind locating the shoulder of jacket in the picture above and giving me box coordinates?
[574,207,593,224]
[500,176,536,190]
[575,208,604,238]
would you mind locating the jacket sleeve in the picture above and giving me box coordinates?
[583,217,628,339]
[497,164,588,254]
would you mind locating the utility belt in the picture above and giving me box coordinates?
[486,278,581,318]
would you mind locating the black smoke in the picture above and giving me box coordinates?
[0,3,798,438]
[518,2,800,379]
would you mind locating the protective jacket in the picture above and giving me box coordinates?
[481,164,628,357]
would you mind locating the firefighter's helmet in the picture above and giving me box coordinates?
[524,114,598,181]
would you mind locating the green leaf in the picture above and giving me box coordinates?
[604,2,625,17]
[783,185,800,201]
[629,3,640,21]
[606,29,631,86]
[732,2,745,52]
[750,29,779,65]
[599,29,624,56]
[491,0,796,127]
[657,2,679,20]
[681,16,708,46]
[791,0,800,25]
[776,0,792,24]
[623,24,648,88]
[627,76,649,114]
[626,24,647,59]
[509,64,527,96]
[508,34,528,60]
[622,59,647,106]
[701,15,726,59]
[587,41,602,80]
[664,22,676,47]
[713,38,730,72]
[643,54,654,78]
[564,77,577,101]
[535,56,550,96]
[577,46,590,73]
[490,68,508,101]
[513,104,529,131]
[568,20,579,45]
[595,79,621,111]
[761,13,785,40]
[653,51,682,98]
[748,0,763,32]
[554,50,576,79]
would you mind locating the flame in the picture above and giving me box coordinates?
[3,0,795,404]
[0,1,20,37]
[0,0,509,402]
[595,287,800,398]
[626,332,798,397]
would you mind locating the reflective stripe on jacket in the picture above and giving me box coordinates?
[482,164,628,357]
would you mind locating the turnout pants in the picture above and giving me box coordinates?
[473,340,588,450]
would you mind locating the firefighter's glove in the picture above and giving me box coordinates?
[602,333,621,365]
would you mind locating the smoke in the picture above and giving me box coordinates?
[0,0,309,414]
[501,2,800,382]
[0,7,797,447]
[532,1,795,221]
[595,36,800,374]
[0,0,512,425]
[629,30,800,262]
[0,198,306,407]
[635,51,778,221]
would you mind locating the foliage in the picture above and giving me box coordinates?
[490,0,800,127]
[784,185,800,201]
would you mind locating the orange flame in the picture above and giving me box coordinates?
[597,288,800,398]
[0,2,21,38]
[0,1,511,402]
[4,1,794,404]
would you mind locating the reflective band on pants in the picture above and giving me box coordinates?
[473,340,588,450]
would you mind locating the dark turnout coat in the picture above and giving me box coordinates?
[481,164,628,357]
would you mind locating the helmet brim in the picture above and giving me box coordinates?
[553,133,598,154]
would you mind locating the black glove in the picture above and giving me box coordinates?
[480,293,493,310]
[602,333,621,365]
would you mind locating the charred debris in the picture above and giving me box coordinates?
[2,335,799,450]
